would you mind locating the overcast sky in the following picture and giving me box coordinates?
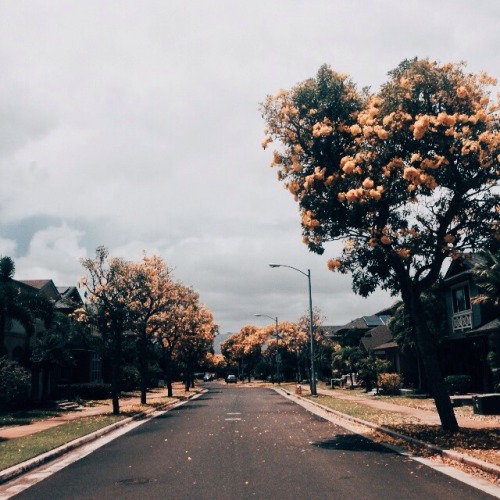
[0,1,499,335]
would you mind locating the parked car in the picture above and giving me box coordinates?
[203,373,214,382]
[225,374,237,384]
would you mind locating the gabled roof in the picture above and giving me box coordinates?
[336,314,389,334]
[16,280,82,313]
[55,286,84,311]
[19,279,60,301]
[467,318,500,335]
[443,253,484,285]
[319,325,343,338]
[360,325,393,352]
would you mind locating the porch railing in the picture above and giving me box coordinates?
[452,310,472,332]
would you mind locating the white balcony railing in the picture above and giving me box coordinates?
[452,310,472,332]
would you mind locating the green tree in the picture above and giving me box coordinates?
[31,313,75,400]
[389,290,447,390]
[0,256,54,359]
[332,346,362,388]
[261,59,499,431]
[471,250,500,313]
[357,356,391,392]
[471,249,500,389]
[0,357,31,411]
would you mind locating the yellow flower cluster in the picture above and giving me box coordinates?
[403,167,437,190]
[312,120,333,137]
[327,258,342,271]
[413,115,431,140]
[261,137,272,149]
[301,209,320,229]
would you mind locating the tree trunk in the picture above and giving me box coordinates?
[164,350,174,397]
[406,288,459,432]
[138,333,148,405]
[111,329,122,415]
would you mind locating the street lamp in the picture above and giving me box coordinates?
[269,263,317,396]
[255,314,281,383]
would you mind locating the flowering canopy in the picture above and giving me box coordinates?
[261,59,499,431]
[261,59,499,297]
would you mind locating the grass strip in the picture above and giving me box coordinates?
[309,394,500,467]
[0,414,125,471]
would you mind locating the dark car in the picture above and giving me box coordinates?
[225,374,237,384]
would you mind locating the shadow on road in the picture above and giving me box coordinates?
[313,433,395,454]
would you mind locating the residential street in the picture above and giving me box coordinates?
[5,385,496,499]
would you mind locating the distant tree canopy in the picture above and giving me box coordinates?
[261,58,499,432]
[79,247,217,412]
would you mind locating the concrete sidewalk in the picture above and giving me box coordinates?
[315,388,500,429]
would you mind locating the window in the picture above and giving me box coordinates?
[452,284,471,313]
[90,353,102,383]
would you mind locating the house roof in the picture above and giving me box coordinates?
[20,279,52,289]
[19,279,60,300]
[443,253,484,284]
[360,325,393,352]
[319,325,343,338]
[467,318,500,335]
[335,314,389,334]
[372,341,399,351]
[17,280,82,312]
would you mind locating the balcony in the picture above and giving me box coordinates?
[452,310,472,332]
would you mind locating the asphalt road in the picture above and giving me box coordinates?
[8,384,496,499]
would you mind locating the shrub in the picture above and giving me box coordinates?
[378,372,402,395]
[121,365,140,391]
[444,375,471,395]
[0,357,31,411]
[357,356,390,392]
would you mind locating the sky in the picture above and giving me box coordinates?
[0,1,499,337]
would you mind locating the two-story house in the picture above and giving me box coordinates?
[440,255,499,392]
[4,279,101,400]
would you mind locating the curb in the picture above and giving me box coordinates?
[0,390,205,485]
[278,388,500,478]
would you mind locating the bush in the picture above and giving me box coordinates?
[58,383,112,400]
[121,365,140,391]
[445,375,471,395]
[378,372,402,395]
[357,356,390,392]
[0,357,31,411]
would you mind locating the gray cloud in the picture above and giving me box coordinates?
[0,0,498,333]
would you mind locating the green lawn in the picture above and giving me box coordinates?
[0,414,125,471]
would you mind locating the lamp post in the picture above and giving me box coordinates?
[269,263,317,396]
[255,314,280,383]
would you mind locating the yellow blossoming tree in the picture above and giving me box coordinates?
[126,254,176,404]
[260,59,500,432]
[80,247,136,415]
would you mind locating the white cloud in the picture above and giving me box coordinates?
[14,224,87,285]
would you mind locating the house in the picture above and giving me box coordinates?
[439,254,499,392]
[325,312,391,347]
[4,279,102,400]
[325,252,499,393]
